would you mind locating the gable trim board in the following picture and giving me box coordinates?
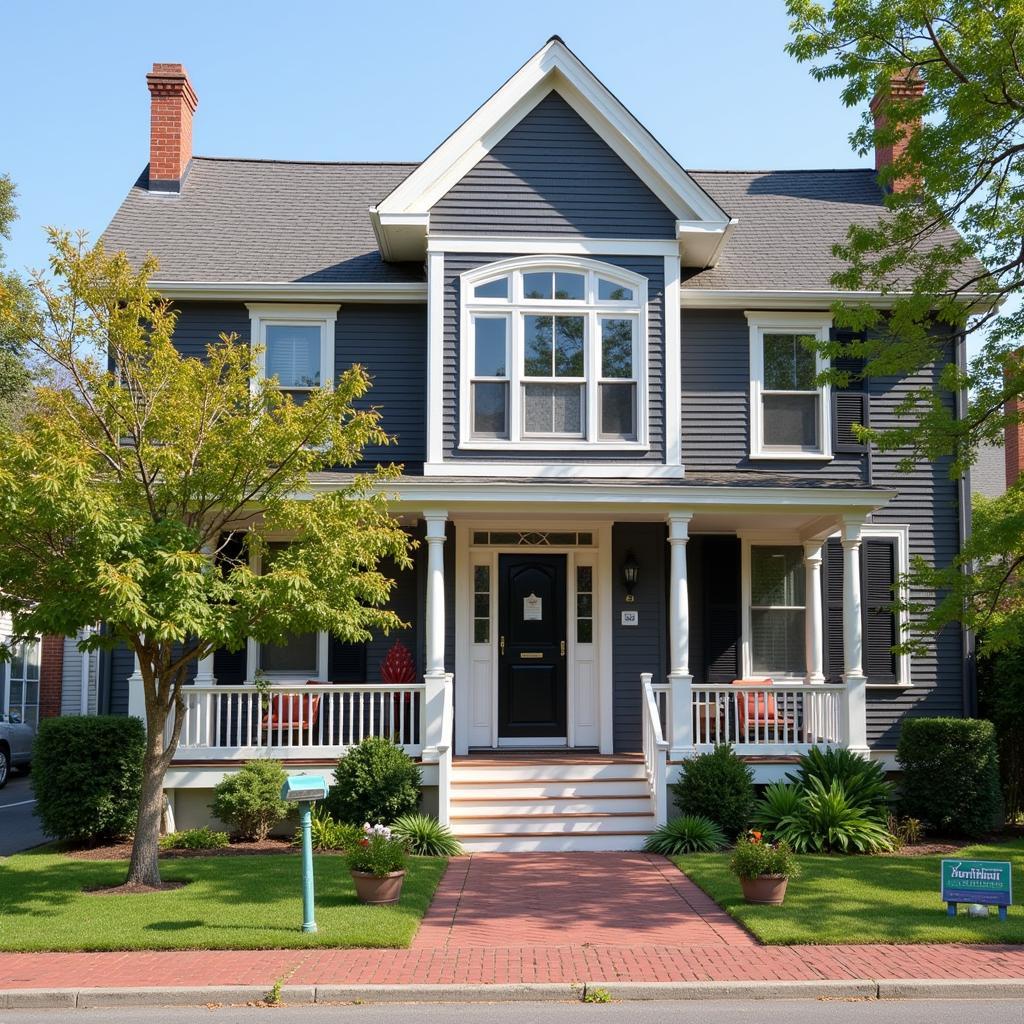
[372,39,730,264]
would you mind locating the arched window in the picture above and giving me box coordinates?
[460,258,647,448]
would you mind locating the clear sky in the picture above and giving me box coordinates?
[1,0,866,276]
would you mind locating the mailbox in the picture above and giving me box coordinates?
[281,774,329,803]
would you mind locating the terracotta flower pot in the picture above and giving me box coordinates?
[351,869,406,905]
[739,874,789,905]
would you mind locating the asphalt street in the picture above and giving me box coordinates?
[1,1000,1022,1024]
[0,773,44,856]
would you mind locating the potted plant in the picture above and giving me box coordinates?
[346,823,408,904]
[730,830,799,905]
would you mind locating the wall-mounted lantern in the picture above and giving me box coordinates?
[622,551,640,603]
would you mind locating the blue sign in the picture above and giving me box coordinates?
[941,859,1013,921]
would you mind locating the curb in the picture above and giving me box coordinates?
[3,978,1024,1008]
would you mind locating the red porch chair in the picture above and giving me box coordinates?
[730,678,778,730]
[261,690,321,743]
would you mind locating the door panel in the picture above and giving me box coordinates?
[498,554,567,738]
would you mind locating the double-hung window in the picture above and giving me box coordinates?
[246,304,339,403]
[749,545,805,676]
[747,312,831,459]
[2,638,40,729]
[463,259,646,448]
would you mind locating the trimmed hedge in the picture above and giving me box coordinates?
[32,715,146,842]
[896,717,1002,837]
[210,759,289,841]
[673,743,754,839]
[325,736,422,825]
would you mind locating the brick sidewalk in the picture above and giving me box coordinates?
[0,854,1023,990]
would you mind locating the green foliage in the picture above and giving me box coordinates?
[210,760,290,841]
[326,737,422,826]
[159,827,230,851]
[752,782,805,834]
[644,815,727,855]
[0,174,37,421]
[293,806,362,852]
[774,777,896,853]
[390,813,462,856]
[977,642,1024,821]
[887,813,925,848]
[897,717,1002,836]
[345,823,408,877]
[673,744,755,839]
[730,835,800,880]
[32,716,145,843]
[582,987,612,1004]
[789,745,893,815]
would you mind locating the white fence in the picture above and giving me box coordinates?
[640,673,669,825]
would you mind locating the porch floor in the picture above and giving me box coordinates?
[413,853,754,950]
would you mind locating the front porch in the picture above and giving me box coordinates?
[160,478,895,845]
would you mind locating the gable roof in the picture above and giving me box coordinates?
[101,157,423,287]
[371,37,732,264]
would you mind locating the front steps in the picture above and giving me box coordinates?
[450,756,655,852]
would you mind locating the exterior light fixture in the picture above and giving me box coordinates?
[622,551,640,603]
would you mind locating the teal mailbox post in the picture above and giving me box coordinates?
[280,774,329,933]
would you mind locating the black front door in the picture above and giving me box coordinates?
[498,553,567,739]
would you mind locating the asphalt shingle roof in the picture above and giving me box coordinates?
[100,158,422,284]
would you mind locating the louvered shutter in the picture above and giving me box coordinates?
[703,536,741,683]
[831,329,870,453]
[822,538,846,683]
[862,538,898,684]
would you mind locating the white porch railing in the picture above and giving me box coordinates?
[690,681,846,755]
[171,683,426,759]
[640,673,669,826]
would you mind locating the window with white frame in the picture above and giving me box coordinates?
[246,304,339,404]
[462,259,647,447]
[3,638,40,729]
[746,312,832,459]
[749,545,805,676]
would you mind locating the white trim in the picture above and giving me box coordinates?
[377,39,728,226]
[429,236,680,256]
[424,462,685,479]
[684,288,993,311]
[663,254,682,466]
[245,303,339,398]
[458,256,649,453]
[746,310,832,461]
[155,281,427,302]
[427,251,445,466]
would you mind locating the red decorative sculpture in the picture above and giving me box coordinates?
[380,640,416,685]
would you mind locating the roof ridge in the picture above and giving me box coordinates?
[192,155,420,167]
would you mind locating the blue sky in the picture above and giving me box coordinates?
[1,0,865,276]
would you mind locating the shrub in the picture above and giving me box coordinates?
[159,827,230,851]
[977,645,1024,822]
[789,746,893,815]
[32,716,145,843]
[293,806,362,852]
[673,744,755,839]
[886,813,925,849]
[774,777,895,853]
[210,759,289,841]
[730,834,799,880]
[896,718,1002,837]
[346,822,407,877]
[751,781,804,834]
[644,814,727,855]
[325,737,422,825]
[390,813,462,856]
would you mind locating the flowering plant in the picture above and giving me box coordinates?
[730,830,800,880]
[345,822,408,877]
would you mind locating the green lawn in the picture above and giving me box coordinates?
[674,839,1024,945]
[0,850,446,951]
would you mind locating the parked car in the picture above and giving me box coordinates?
[0,713,33,788]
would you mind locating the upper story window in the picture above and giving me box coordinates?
[461,258,647,450]
[746,312,832,461]
[246,303,339,403]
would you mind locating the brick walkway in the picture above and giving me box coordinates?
[0,854,1023,990]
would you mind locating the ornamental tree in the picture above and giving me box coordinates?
[0,231,411,886]
[785,1,1024,645]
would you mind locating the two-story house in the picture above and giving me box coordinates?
[99,39,979,850]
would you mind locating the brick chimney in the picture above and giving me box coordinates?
[145,63,198,193]
[870,70,925,193]
[1007,352,1024,488]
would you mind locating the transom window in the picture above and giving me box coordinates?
[462,259,647,448]
[246,303,339,405]
[746,312,832,460]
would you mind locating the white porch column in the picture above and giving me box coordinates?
[841,517,869,755]
[803,541,825,685]
[127,650,146,724]
[666,511,693,762]
[422,510,449,760]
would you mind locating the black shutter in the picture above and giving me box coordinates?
[328,639,367,683]
[862,538,898,684]
[830,329,870,453]
[212,532,248,686]
[822,538,845,683]
[703,536,741,683]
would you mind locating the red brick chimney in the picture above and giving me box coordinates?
[145,63,198,192]
[870,70,925,193]
[1007,352,1024,488]
[39,635,64,719]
